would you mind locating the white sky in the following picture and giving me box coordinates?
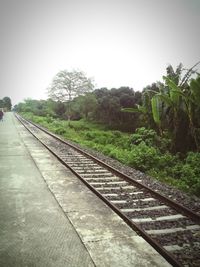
[0,0,199,106]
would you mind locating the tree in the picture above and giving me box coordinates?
[47,70,94,122]
[149,62,200,151]
[53,101,66,118]
[121,62,200,152]
[75,93,98,119]
[2,97,12,111]
[0,99,4,108]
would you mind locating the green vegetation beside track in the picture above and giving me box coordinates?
[20,112,200,197]
[14,63,200,198]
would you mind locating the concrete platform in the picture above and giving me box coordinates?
[0,112,171,267]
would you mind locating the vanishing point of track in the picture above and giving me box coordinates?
[16,114,200,267]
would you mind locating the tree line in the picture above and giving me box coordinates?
[15,63,200,155]
[15,87,142,131]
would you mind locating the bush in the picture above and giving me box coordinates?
[68,121,90,131]
[157,153,179,172]
[130,127,171,152]
[179,152,200,196]
[46,115,53,123]
[112,130,122,138]
[54,127,66,135]
[184,152,200,169]
[84,131,99,140]
[127,142,159,171]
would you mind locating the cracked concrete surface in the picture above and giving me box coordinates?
[0,113,94,267]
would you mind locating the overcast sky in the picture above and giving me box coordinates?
[0,0,199,106]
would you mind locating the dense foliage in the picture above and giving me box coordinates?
[139,63,200,153]
[0,96,12,111]
[47,70,94,122]
[14,63,200,197]
[17,113,200,197]
[15,87,142,132]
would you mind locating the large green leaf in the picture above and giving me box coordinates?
[151,96,160,125]
[190,77,200,106]
[163,76,181,105]
[156,93,173,107]
[121,107,139,113]
[163,76,179,91]
[121,105,147,114]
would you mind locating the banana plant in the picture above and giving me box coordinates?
[185,76,200,151]
[162,75,200,151]
[190,75,200,105]
[146,76,185,148]
[122,63,200,151]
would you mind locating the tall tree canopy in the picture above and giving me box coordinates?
[47,70,94,102]
[47,70,94,122]
[0,96,12,111]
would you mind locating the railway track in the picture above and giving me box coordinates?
[16,114,200,267]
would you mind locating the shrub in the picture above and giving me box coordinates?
[157,153,179,171]
[127,142,160,171]
[46,115,53,123]
[131,127,156,145]
[130,127,171,152]
[112,130,122,138]
[184,152,200,169]
[84,131,99,140]
[54,127,66,135]
[179,152,200,196]
[68,122,90,131]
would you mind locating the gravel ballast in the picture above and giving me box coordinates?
[65,139,200,214]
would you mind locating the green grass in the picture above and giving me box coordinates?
[20,112,200,197]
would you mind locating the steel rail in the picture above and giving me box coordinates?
[16,114,200,266]
[16,114,200,223]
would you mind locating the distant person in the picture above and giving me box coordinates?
[0,109,4,121]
